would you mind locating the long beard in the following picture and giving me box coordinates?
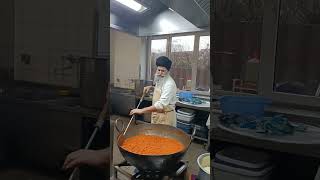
[154,74,165,87]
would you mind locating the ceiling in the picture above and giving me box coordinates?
[110,0,168,24]
[110,0,210,36]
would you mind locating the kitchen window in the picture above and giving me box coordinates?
[150,39,167,80]
[212,0,263,95]
[170,35,195,90]
[148,33,210,94]
[273,0,320,97]
[213,0,320,108]
[196,36,210,91]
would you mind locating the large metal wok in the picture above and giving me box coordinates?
[115,119,195,174]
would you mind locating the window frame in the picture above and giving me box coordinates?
[147,31,210,96]
[260,0,320,108]
[194,32,211,95]
[147,35,170,80]
[212,0,320,108]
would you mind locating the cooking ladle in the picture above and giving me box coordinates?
[116,92,146,135]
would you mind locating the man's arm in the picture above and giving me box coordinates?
[130,83,175,115]
[129,105,159,115]
[62,147,110,170]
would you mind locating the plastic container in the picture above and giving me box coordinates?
[177,120,192,134]
[177,113,195,123]
[219,96,271,117]
[213,146,273,180]
[177,108,195,123]
[177,108,195,116]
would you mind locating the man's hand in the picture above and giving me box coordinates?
[129,108,145,115]
[62,149,108,170]
[143,86,153,94]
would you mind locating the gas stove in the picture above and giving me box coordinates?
[113,160,188,180]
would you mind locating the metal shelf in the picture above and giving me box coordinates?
[193,135,208,142]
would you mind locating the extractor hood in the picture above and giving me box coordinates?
[159,0,210,28]
[110,0,210,36]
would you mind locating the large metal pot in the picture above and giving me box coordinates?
[115,120,194,173]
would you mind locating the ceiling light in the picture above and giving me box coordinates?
[115,0,147,13]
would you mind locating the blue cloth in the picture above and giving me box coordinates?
[179,97,203,105]
[219,114,307,135]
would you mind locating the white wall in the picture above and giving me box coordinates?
[14,0,96,87]
[110,29,145,89]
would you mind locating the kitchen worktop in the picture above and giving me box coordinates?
[0,81,106,117]
[211,126,320,159]
[211,106,320,159]
[136,96,210,112]
[0,93,100,118]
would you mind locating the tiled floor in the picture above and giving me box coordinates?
[110,115,209,178]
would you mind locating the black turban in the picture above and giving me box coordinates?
[156,56,172,71]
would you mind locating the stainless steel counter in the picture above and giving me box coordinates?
[137,96,210,112]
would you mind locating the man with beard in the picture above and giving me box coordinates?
[130,56,178,127]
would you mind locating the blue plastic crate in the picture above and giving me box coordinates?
[177,120,192,134]
[219,96,271,117]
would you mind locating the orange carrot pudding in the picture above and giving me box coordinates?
[121,134,184,155]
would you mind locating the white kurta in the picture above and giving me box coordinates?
[151,74,178,127]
